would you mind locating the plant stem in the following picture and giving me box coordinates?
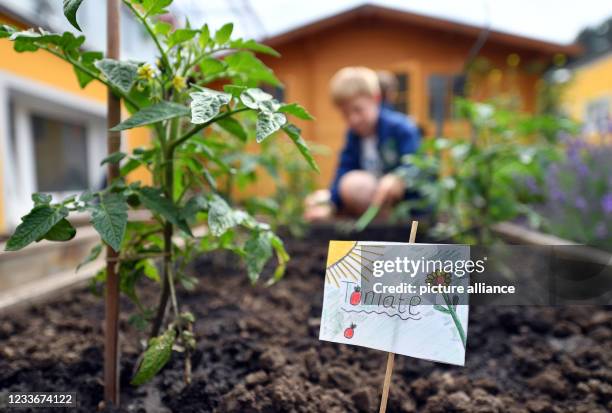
[39,45,141,110]
[443,293,466,349]
[123,0,173,75]
[150,137,177,339]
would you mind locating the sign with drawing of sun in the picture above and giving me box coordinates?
[319,241,470,366]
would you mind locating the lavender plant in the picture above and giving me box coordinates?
[2,0,317,384]
[540,137,612,249]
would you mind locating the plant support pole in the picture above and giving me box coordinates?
[378,220,418,413]
[104,0,121,405]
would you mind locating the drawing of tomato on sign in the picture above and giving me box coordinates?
[344,323,356,339]
[349,286,361,305]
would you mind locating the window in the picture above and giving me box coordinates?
[585,98,610,136]
[5,92,106,228]
[392,73,410,115]
[428,74,453,121]
[427,74,466,121]
[31,114,89,192]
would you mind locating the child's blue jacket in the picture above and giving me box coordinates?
[329,108,421,208]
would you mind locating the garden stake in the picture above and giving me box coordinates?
[378,220,418,413]
[104,0,121,406]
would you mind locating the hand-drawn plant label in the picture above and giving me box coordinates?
[319,241,470,366]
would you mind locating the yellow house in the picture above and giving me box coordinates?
[563,51,612,143]
[0,5,151,235]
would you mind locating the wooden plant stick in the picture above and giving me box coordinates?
[378,220,419,413]
[104,0,121,406]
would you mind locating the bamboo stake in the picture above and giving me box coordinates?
[104,0,121,406]
[378,220,418,413]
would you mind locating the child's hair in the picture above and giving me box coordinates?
[330,66,380,104]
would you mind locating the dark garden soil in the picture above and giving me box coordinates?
[1,224,611,412]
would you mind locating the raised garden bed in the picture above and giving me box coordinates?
[1,225,611,412]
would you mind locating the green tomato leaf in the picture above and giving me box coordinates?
[138,187,193,236]
[131,328,176,385]
[229,38,280,57]
[244,231,273,283]
[225,52,280,87]
[40,218,76,242]
[214,23,233,44]
[32,193,53,206]
[63,0,85,31]
[256,111,286,143]
[282,124,319,172]
[77,243,103,272]
[111,102,190,131]
[190,88,231,124]
[207,194,247,236]
[223,84,247,97]
[239,88,273,110]
[279,103,314,120]
[90,192,128,252]
[216,117,247,141]
[95,59,139,94]
[139,0,173,17]
[73,50,103,88]
[5,205,69,251]
[167,28,198,48]
[101,151,127,165]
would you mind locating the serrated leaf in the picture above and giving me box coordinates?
[190,88,231,124]
[90,193,128,252]
[214,23,233,44]
[244,231,273,282]
[223,84,247,97]
[40,218,76,242]
[217,117,247,141]
[5,206,68,251]
[229,38,280,57]
[74,50,103,88]
[111,102,190,131]
[131,329,175,385]
[240,88,273,110]
[225,52,280,86]
[180,195,208,221]
[140,0,173,17]
[199,24,210,47]
[101,151,126,165]
[282,124,319,172]
[138,187,192,236]
[256,112,286,143]
[279,103,314,120]
[77,243,103,272]
[167,28,198,48]
[199,57,226,77]
[32,193,52,206]
[63,0,85,31]
[95,59,138,93]
[207,194,245,236]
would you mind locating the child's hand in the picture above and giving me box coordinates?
[304,189,334,221]
[372,174,404,207]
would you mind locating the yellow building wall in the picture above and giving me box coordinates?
[563,53,612,130]
[0,15,151,234]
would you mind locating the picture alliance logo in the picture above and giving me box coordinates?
[372,256,487,278]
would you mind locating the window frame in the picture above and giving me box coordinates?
[0,72,108,230]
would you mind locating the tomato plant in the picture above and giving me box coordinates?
[1,0,317,385]
[396,98,577,243]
